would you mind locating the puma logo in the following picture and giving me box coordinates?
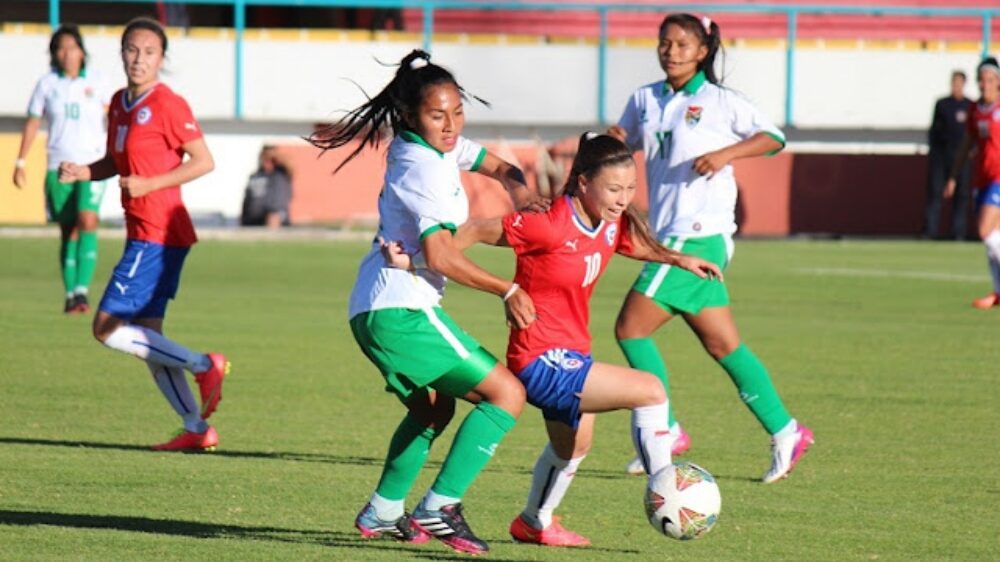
[565,240,578,251]
[115,282,129,294]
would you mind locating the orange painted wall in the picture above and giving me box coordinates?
[277,139,944,237]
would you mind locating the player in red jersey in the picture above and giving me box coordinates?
[58,17,229,451]
[387,133,720,546]
[948,57,1000,308]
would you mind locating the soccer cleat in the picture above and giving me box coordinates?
[152,426,219,452]
[762,425,814,483]
[413,502,489,555]
[63,296,77,314]
[626,425,691,475]
[355,503,430,543]
[971,292,1000,309]
[71,294,90,314]
[509,514,590,547]
[194,353,230,419]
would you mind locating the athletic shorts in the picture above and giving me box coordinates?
[975,181,1000,210]
[350,307,498,402]
[99,239,189,320]
[44,170,105,224]
[630,234,732,316]
[515,349,594,430]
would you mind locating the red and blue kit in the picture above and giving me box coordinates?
[968,100,1000,207]
[107,84,202,247]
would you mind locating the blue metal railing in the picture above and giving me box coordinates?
[46,0,1000,125]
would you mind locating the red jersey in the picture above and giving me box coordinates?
[967,100,1000,187]
[107,84,202,247]
[502,195,635,373]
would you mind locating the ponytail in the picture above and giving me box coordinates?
[658,13,724,85]
[561,132,665,254]
[308,49,487,172]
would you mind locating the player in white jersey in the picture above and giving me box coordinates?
[13,24,110,314]
[308,50,541,555]
[608,13,813,483]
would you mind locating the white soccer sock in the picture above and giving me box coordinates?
[522,444,585,530]
[147,361,206,433]
[773,418,798,439]
[369,492,405,521]
[420,489,462,512]
[104,324,211,373]
[984,230,1000,263]
[631,401,672,475]
[986,252,1000,294]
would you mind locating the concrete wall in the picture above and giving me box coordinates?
[1,29,989,127]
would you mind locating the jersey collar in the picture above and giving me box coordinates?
[400,130,444,158]
[122,84,158,112]
[662,70,706,96]
[57,67,87,79]
[567,195,604,238]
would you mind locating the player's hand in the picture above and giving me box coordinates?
[606,125,628,142]
[504,287,536,330]
[58,161,86,183]
[378,236,413,270]
[676,255,723,281]
[120,175,153,198]
[508,183,551,213]
[12,167,26,189]
[944,178,957,199]
[692,150,731,178]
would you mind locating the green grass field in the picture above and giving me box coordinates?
[1,236,997,561]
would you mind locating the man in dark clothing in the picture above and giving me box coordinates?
[925,71,973,240]
[241,146,293,228]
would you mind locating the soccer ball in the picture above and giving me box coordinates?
[644,461,721,540]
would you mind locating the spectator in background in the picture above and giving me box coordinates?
[925,70,972,240]
[241,145,293,228]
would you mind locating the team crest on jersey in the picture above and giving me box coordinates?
[136,107,152,125]
[84,87,94,98]
[685,106,703,126]
[605,223,618,247]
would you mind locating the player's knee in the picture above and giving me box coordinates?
[704,338,738,361]
[615,312,645,340]
[491,372,526,418]
[636,373,667,406]
[77,214,98,231]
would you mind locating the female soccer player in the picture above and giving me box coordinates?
[608,13,812,483]
[308,49,540,555]
[58,17,229,452]
[946,57,1000,308]
[387,133,721,546]
[13,24,109,314]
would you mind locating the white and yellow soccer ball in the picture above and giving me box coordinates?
[644,461,721,540]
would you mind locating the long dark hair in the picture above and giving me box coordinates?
[121,16,168,53]
[49,24,87,72]
[560,133,667,257]
[659,13,723,85]
[308,49,485,172]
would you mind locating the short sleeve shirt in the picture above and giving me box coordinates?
[348,132,487,318]
[617,71,784,239]
[968,100,1000,186]
[27,69,110,169]
[106,84,203,247]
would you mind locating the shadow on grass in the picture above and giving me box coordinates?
[0,509,637,558]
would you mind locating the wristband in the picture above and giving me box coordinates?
[503,283,520,302]
[14,158,26,169]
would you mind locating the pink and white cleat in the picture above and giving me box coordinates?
[762,424,814,483]
[626,425,691,475]
[509,514,590,547]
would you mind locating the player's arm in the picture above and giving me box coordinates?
[945,133,975,198]
[476,152,549,212]
[120,138,215,198]
[58,153,118,184]
[617,218,722,280]
[453,218,508,250]
[692,132,783,178]
[12,116,41,189]
[422,228,535,329]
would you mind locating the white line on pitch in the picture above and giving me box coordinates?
[792,267,988,283]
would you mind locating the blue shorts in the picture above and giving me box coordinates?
[99,240,190,320]
[976,181,1000,210]
[515,349,594,430]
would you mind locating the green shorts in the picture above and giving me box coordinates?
[45,170,105,224]
[631,234,732,316]
[349,306,499,401]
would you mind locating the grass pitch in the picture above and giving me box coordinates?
[0,236,997,561]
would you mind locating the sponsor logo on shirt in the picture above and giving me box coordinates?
[512,214,524,228]
[685,105,702,126]
[136,106,152,125]
[184,121,197,131]
[564,239,578,252]
[605,223,618,247]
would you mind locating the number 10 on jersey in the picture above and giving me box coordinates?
[582,252,602,287]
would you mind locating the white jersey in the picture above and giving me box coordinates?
[348,131,487,318]
[618,72,784,239]
[27,69,110,170]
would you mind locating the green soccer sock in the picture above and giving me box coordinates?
[618,337,676,427]
[374,414,441,501]
[60,237,78,295]
[718,343,792,435]
[75,230,99,293]
[430,402,516,499]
